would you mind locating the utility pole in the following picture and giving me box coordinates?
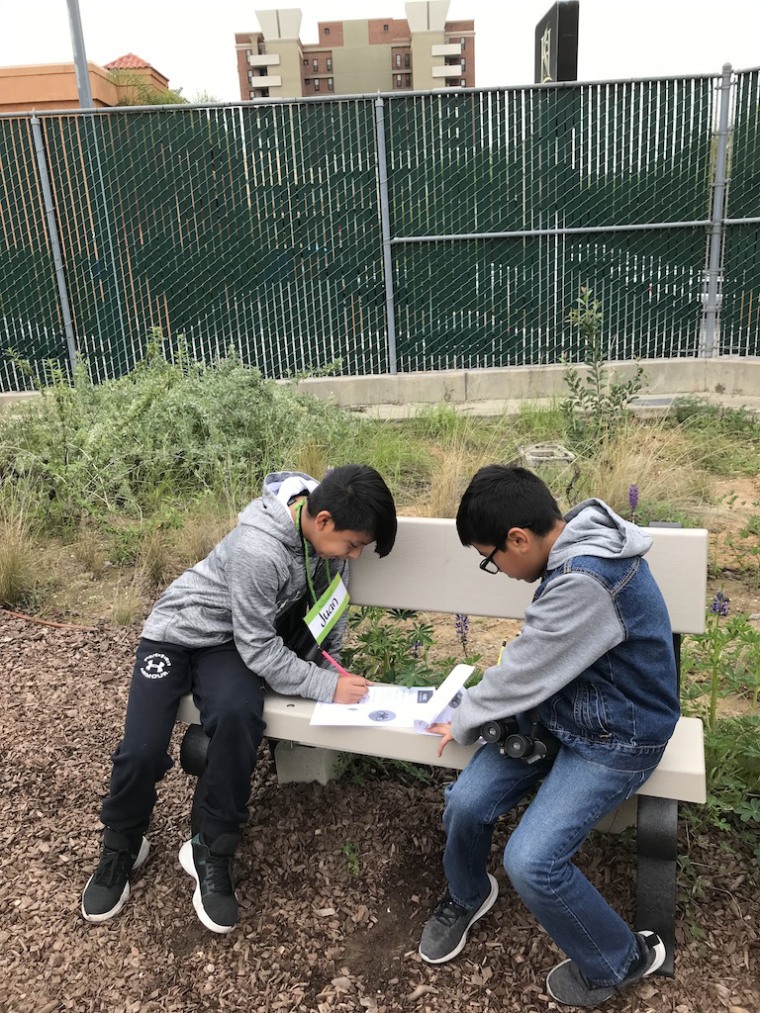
[65,0,94,108]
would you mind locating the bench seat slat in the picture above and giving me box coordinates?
[177,693,705,803]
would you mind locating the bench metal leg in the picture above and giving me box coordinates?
[634,795,678,977]
[180,724,210,777]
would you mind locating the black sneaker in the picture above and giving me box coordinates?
[81,828,150,923]
[546,930,667,1007]
[179,832,240,934]
[418,874,499,964]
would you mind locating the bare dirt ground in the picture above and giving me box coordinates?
[2,607,758,1013]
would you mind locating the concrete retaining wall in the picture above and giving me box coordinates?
[3,358,760,411]
[289,358,760,407]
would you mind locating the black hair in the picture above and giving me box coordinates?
[456,465,562,548]
[306,464,397,557]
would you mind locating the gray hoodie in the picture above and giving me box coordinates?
[142,471,346,702]
[451,499,658,744]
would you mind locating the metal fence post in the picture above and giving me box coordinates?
[30,115,78,376]
[703,63,733,357]
[374,96,398,375]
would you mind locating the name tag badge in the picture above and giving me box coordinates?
[304,573,349,645]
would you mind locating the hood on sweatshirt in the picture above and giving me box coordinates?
[547,498,652,569]
[236,470,319,530]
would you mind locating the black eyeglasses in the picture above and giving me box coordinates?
[479,543,503,574]
[478,525,531,574]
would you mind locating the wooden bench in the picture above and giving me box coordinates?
[177,517,708,976]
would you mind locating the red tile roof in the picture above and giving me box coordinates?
[104,53,152,70]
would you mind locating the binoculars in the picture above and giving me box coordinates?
[480,717,559,764]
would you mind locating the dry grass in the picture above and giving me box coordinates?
[71,523,108,579]
[137,530,172,588]
[293,441,331,481]
[0,514,35,607]
[509,419,715,520]
[173,510,234,570]
[110,578,146,625]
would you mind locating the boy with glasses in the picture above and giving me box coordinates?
[419,465,678,1008]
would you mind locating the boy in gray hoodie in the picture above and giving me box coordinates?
[82,464,396,934]
[419,465,679,1008]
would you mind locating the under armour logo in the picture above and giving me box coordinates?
[140,653,171,680]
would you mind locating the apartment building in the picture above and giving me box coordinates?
[235,1,475,101]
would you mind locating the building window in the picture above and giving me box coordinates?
[249,90,256,99]
[461,78,466,86]
[383,23,389,31]
[246,49,252,58]
[324,26,331,35]
[326,57,332,71]
[461,58,466,69]
[305,78,311,85]
[405,52,410,68]
[406,74,411,86]
[313,58,319,71]
[460,37,466,47]
[314,79,320,91]
[303,58,309,66]
[396,74,402,87]
[328,78,334,91]
[395,53,401,68]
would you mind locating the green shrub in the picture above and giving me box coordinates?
[0,338,360,529]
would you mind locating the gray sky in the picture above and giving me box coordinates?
[1,1,758,101]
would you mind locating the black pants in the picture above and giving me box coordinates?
[100,638,266,842]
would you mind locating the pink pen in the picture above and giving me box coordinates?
[321,648,351,678]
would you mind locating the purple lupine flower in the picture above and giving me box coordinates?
[628,485,639,514]
[410,640,422,659]
[455,613,470,652]
[710,591,730,616]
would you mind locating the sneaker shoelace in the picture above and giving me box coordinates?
[433,893,468,926]
[202,852,234,896]
[93,846,134,887]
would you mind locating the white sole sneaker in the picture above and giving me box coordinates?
[178,839,236,935]
[419,873,499,964]
[81,837,150,923]
[546,930,667,1006]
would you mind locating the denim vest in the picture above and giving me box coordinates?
[533,553,680,772]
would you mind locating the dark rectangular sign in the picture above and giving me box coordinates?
[535,1,579,83]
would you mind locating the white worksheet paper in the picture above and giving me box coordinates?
[309,663,474,732]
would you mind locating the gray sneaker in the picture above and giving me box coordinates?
[418,874,499,964]
[546,930,667,1007]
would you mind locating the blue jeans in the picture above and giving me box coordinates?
[442,741,657,986]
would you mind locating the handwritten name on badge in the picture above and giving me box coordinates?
[305,574,349,645]
[318,595,340,628]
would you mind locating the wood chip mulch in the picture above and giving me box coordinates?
[1,615,758,1013]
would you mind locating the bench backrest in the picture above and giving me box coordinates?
[350,518,708,634]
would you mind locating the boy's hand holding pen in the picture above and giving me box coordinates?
[323,649,372,704]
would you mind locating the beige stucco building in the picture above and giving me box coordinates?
[0,54,170,113]
[235,1,475,101]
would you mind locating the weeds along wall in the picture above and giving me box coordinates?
[1,67,759,392]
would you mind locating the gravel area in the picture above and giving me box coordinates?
[2,614,758,1013]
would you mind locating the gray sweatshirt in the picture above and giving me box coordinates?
[451,499,656,744]
[142,471,346,702]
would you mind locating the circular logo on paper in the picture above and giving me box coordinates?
[368,710,396,722]
[140,653,172,680]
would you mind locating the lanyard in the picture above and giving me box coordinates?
[294,499,331,605]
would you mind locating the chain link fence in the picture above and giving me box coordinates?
[1,68,758,392]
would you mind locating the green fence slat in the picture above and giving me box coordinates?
[1,72,759,391]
